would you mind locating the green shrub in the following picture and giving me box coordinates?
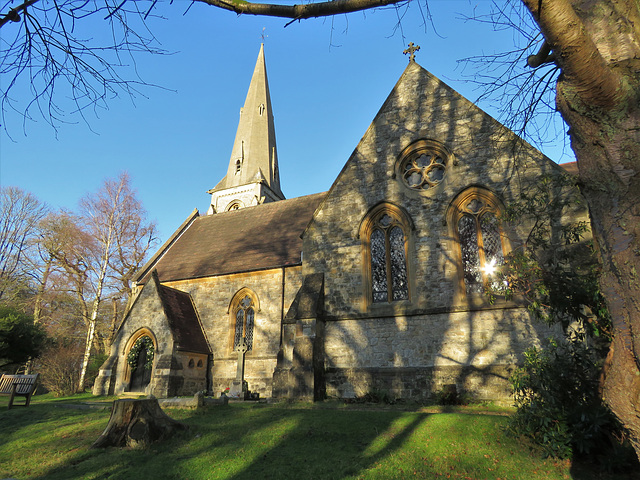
[0,304,47,369]
[86,352,108,388]
[508,337,631,466]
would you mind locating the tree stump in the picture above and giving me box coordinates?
[91,398,187,449]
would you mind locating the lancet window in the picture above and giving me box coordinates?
[361,205,412,305]
[451,189,507,295]
[233,294,255,351]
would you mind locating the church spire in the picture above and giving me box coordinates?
[208,44,285,214]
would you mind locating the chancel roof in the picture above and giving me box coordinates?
[157,281,210,354]
[137,192,326,283]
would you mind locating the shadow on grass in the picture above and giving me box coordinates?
[8,403,438,480]
[2,400,636,480]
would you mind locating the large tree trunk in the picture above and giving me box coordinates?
[91,398,187,449]
[522,0,640,459]
[558,85,640,457]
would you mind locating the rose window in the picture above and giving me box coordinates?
[396,140,453,192]
[401,151,446,190]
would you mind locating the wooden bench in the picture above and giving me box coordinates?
[0,374,39,409]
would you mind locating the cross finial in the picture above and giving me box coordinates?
[403,42,420,63]
[261,27,267,42]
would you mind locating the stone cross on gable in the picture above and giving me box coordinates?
[403,42,420,63]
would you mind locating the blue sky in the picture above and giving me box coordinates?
[0,0,573,243]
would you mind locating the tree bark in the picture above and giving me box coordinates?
[77,316,97,392]
[91,398,187,449]
[521,0,640,459]
[557,82,640,458]
[521,0,624,108]
[32,257,52,325]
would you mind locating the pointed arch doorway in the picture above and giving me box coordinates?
[127,335,155,393]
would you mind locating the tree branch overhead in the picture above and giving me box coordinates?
[196,0,405,20]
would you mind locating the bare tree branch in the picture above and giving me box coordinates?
[0,0,167,133]
[194,0,407,21]
[0,0,39,29]
[521,0,624,109]
[457,1,565,153]
[0,186,49,302]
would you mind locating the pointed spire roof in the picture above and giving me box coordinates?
[211,44,284,199]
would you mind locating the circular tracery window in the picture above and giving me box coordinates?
[397,140,452,192]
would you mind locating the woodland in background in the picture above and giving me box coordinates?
[0,173,157,394]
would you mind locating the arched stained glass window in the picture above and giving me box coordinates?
[369,213,409,303]
[234,295,255,350]
[454,192,506,295]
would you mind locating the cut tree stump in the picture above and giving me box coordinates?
[91,398,187,449]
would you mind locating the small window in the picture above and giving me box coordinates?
[226,201,243,212]
[235,159,242,174]
[188,359,195,368]
[234,295,255,351]
[197,359,203,368]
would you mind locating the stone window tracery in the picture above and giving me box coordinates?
[361,205,412,305]
[397,139,453,192]
[233,294,255,351]
[449,188,507,296]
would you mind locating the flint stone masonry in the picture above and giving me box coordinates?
[297,62,582,402]
[94,275,185,397]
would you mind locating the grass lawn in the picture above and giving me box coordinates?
[0,394,636,480]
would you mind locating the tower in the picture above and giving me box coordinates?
[207,44,285,214]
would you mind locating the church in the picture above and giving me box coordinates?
[93,44,583,403]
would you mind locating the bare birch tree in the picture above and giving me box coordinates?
[75,172,157,391]
[0,186,48,302]
[43,173,157,391]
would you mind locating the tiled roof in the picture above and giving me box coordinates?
[140,192,326,283]
[157,282,210,354]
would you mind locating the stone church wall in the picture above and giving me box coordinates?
[302,63,568,319]
[299,63,584,404]
[164,266,303,397]
[174,351,209,395]
[103,61,589,405]
[322,307,559,403]
[94,276,181,397]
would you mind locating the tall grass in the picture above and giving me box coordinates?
[0,394,631,479]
